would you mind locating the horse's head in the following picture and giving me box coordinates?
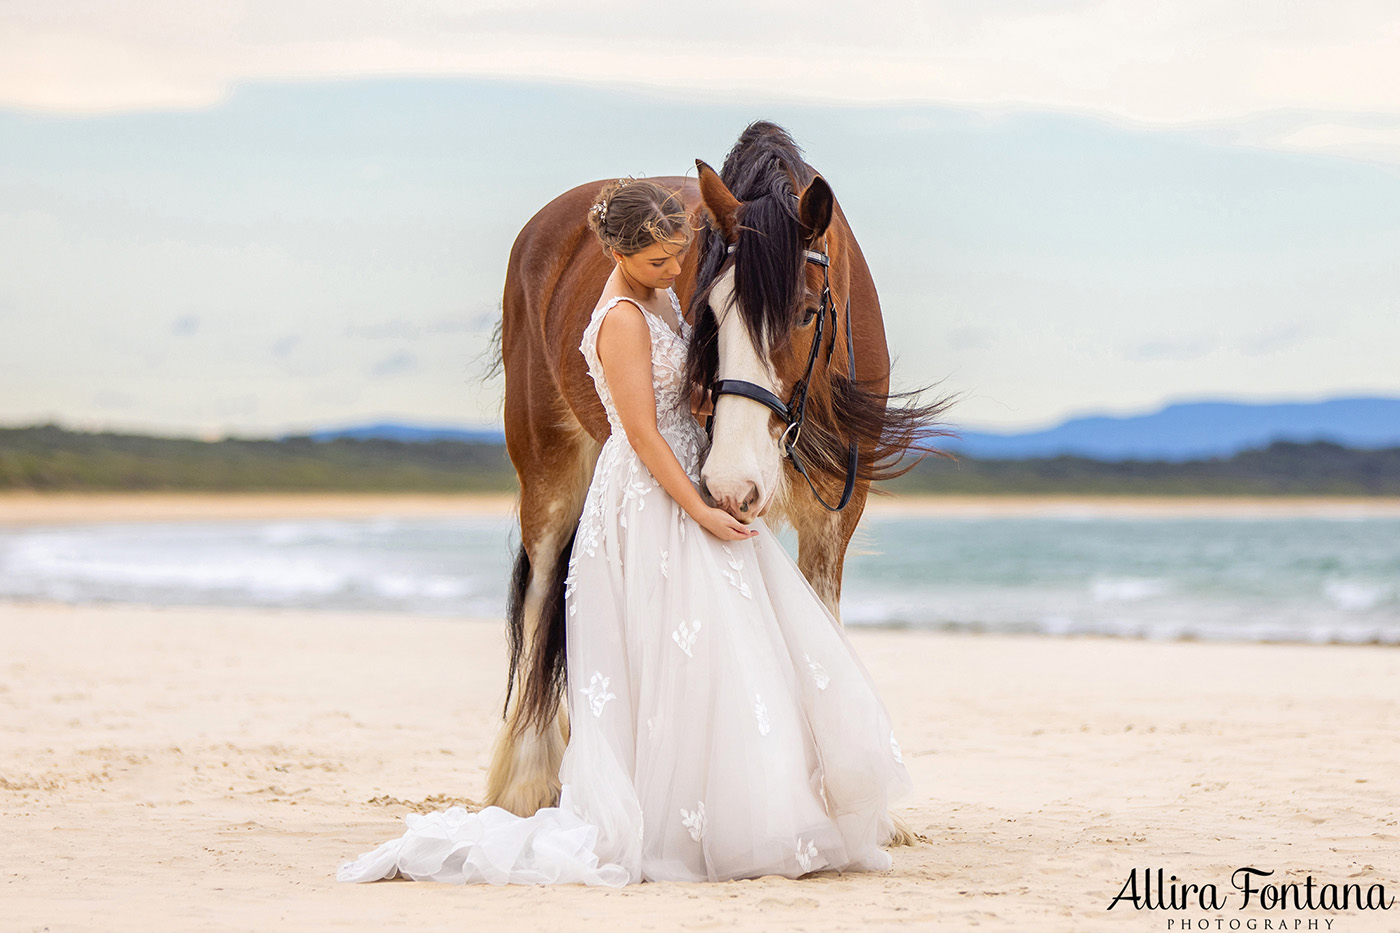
[687,127,845,524]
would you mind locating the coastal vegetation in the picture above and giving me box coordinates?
[3,423,1399,496]
[0,423,515,492]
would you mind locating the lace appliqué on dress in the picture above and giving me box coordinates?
[680,801,706,842]
[672,617,701,657]
[619,456,655,528]
[720,544,753,599]
[579,672,617,718]
[753,693,770,736]
[564,559,580,617]
[795,837,819,873]
[673,500,689,541]
[575,438,624,559]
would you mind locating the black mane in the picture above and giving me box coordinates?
[685,121,959,493]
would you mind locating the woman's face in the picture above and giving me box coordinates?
[615,237,686,291]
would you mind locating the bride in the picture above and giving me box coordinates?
[337,177,912,886]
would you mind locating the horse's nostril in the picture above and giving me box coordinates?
[738,482,758,514]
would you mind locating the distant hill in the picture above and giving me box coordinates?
[944,397,1400,462]
[891,440,1400,497]
[297,422,506,444]
[305,397,1400,463]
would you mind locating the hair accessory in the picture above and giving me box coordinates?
[591,177,633,226]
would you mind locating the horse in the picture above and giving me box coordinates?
[484,121,953,848]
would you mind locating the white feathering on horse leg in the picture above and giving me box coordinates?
[886,812,920,848]
[484,700,568,816]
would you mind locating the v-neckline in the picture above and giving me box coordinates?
[608,289,685,340]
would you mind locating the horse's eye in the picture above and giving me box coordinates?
[801,307,818,325]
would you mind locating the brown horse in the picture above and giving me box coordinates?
[484,121,952,847]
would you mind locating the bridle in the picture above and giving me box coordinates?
[703,239,858,512]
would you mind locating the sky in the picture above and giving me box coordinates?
[2,1,1399,438]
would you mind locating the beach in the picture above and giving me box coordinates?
[3,494,1400,931]
[7,490,1400,526]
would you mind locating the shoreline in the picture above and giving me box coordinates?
[5,490,1400,526]
[4,595,1398,650]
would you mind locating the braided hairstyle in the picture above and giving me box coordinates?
[586,177,697,257]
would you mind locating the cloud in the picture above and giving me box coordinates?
[946,327,995,351]
[212,394,259,417]
[369,349,418,376]
[1237,324,1310,357]
[345,320,422,340]
[92,389,137,410]
[345,317,477,340]
[1125,336,1215,363]
[3,1,1399,163]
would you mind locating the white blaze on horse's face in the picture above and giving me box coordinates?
[701,266,785,523]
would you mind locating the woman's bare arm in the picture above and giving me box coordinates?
[595,300,755,540]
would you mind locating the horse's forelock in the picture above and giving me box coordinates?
[732,194,804,355]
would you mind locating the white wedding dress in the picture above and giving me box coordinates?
[337,288,913,886]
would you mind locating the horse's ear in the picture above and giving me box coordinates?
[696,159,741,241]
[798,174,834,243]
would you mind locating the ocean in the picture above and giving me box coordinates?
[2,512,1397,645]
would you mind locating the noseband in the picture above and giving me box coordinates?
[704,242,858,512]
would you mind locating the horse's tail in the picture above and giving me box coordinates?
[501,529,575,732]
[500,543,530,719]
[481,314,505,383]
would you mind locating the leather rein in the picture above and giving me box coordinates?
[703,241,858,512]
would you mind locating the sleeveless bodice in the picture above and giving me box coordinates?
[579,287,704,480]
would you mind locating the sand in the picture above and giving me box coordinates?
[0,492,522,526]
[3,601,1398,932]
[6,490,1400,527]
[3,492,1400,931]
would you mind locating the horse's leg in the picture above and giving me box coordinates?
[789,484,920,848]
[789,494,859,620]
[484,424,600,816]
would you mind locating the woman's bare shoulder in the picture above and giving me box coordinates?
[594,296,651,358]
[593,291,647,315]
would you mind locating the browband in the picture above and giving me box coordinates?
[725,243,828,266]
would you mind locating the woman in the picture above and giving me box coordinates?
[337,178,911,886]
